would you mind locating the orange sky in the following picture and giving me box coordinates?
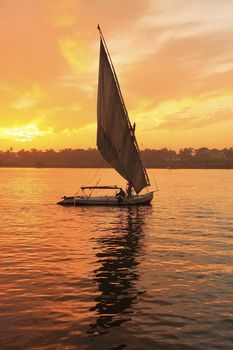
[0,0,233,151]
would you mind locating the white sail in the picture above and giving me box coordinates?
[97,35,149,194]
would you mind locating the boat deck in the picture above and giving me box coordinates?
[57,192,153,206]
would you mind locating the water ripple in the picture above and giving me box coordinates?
[0,169,233,349]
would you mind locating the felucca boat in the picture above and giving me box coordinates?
[57,26,154,206]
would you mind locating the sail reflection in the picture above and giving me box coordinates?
[87,207,150,337]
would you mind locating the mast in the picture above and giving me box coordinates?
[97,25,150,187]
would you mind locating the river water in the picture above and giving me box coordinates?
[0,168,233,349]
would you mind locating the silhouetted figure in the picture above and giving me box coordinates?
[126,181,133,198]
[116,188,125,197]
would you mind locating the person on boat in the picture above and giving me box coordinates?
[126,181,133,198]
[116,188,125,197]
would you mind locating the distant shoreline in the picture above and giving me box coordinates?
[1,165,232,169]
[1,148,233,169]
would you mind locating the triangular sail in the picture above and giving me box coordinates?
[97,31,149,194]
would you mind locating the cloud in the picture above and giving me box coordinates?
[59,74,96,96]
[155,108,233,131]
[150,107,233,131]
[58,37,92,73]
[129,93,233,133]
[0,124,54,143]
[8,84,44,110]
[10,96,36,110]
[1,0,233,150]
[121,28,233,109]
[140,0,233,36]
[37,0,76,28]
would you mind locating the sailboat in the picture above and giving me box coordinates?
[57,26,154,206]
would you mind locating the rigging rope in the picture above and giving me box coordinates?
[75,156,104,196]
[141,143,159,192]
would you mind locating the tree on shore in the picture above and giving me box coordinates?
[0,147,233,168]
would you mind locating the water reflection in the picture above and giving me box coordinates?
[88,207,150,339]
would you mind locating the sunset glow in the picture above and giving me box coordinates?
[0,0,233,150]
[0,124,53,143]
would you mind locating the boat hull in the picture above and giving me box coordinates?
[57,192,153,206]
